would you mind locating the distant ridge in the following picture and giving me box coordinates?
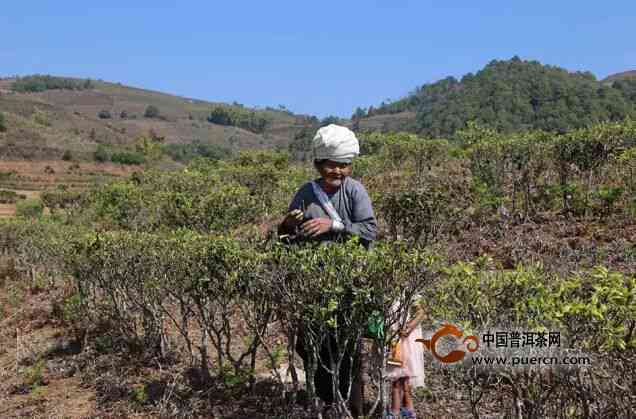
[353,58,636,137]
[604,70,636,83]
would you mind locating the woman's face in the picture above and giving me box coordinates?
[316,160,352,189]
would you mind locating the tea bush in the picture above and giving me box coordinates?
[41,188,83,211]
[428,260,636,417]
[0,189,26,204]
[260,239,436,416]
[64,230,260,363]
[461,119,636,219]
[16,199,44,218]
[378,164,473,245]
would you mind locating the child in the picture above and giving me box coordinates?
[385,299,427,418]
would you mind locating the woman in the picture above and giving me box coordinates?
[278,124,377,248]
[279,124,377,416]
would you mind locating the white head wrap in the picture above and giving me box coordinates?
[312,124,360,163]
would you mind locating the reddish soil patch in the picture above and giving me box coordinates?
[0,204,17,217]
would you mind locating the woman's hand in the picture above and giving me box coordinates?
[282,209,304,230]
[300,218,333,237]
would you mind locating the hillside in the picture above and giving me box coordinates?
[353,58,636,137]
[604,70,636,83]
[0,76,313,162]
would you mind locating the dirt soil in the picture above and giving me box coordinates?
[0,267,96,418]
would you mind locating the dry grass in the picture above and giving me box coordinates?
[603,70,636,83]
[357,111,417,132]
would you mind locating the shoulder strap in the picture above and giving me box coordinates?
[311,181,343,223]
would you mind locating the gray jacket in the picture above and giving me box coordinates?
[281,177,377,247]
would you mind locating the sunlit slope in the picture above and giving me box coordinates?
[0,77,310,161]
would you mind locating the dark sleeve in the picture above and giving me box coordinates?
[343,182,377,245]
[288,184,310,212]
[278,184,311,236]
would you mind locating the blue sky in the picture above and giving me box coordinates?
[1,1,634,118]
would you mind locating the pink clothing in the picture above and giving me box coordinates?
[386,325,426,388]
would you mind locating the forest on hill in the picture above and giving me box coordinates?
[356,57,636,137]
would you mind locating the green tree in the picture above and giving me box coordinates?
[62,150,73,161]
[207,106,269,133]
[208,106,232,125]
[144,105,160,118]
[351,107,367,120]
[111,151,145,165]
[11,74,87,92]
[0,112,6,132]
[98,110,112,119]
[320,115,340,127]
[94,145,109,162]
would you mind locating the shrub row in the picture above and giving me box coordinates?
[0,219,430,415]
[11,75,92,92]
[2,216,633,417]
